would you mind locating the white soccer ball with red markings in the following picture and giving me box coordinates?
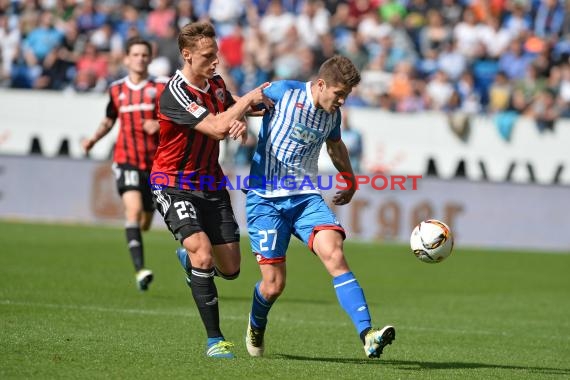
[410,219,454,263]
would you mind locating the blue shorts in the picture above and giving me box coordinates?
[246,192,345,264]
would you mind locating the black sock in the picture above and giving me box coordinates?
[191,267,223,338]
[125,226,144,271]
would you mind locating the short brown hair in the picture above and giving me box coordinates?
[318,55,361,88]
[125,36,152,55]
[178,21,216,52]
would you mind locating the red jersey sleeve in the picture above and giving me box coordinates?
[105,89,118,120]
[158,82,210,128]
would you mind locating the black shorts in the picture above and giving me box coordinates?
[153,186,240,244]
[112,163,154,212]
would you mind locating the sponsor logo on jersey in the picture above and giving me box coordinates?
[289,123,322,144]
[186,101,206,117]
[119,103,155,113]
[144,87,157,99]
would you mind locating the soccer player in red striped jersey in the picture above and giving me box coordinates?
[82,37,168,292]
[150,21,271,359]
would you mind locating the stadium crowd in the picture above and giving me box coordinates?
[1,0,569,132]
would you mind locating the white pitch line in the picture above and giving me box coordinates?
[1,299,568,341]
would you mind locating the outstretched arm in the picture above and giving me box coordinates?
[82,117,115,153]
[326,138,356,206]
[195,83,272,140]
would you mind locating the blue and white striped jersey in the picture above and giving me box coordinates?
[249,80,341,197]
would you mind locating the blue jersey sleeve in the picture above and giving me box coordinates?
[327,110,342,141]
[262,80,305,102]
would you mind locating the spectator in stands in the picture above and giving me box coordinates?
[559,62,570,117]
[386,13,419,67]
[498,39,534,80]
[190,0,212,20]
[417,47,438,81]
[533,0,565,40]
[247,0,273,21]
[314,32,340,67]
[242,24,272,73]
[74,42,108,92]
[418,10,451,58]
[229,53,269,95]
[478,16,512,59]
[439,0,463,25]
[358,53,391,107]
[3,0,570,123]
[339,30,369,71]
[21,11,64,77]
[452,8,480,60]
[502,1,532,39]
[347,0,377,30]
[115,5,146,43]
[489,71,513,113]
[146,0,176,39]
[515,63,547,105]
[219,24,244,70]
[379,0,407,23]
[376,32,415,73]
[531,87,560,131]
[425,70,454,110]
[456,71,481,114]
[470,43,500,107]
[437,39,467,82]
[259,0,296,45]
[75,0,107,35]
[174,0,198,30]
[154,22,180,76]
[208,0,246,37]
[388,61,415,110]
[0,14,21,87]
[397,80,428,113]
[33,45,76,90]
[295,0,331,49]
[404,0,429,50]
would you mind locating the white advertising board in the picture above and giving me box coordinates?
[1,155,569,252]
[1,90,569,185]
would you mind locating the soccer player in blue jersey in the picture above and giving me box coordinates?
[243,55,396,358]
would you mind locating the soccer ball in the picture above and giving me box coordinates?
[410,219,454,263]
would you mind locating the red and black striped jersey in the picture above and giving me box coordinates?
[106,76,168,171]
[151,70,236,190]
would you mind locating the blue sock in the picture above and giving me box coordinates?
[333,272,372,336]
[250,282,273,329]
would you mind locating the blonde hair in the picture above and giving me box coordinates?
[178,21,216,52]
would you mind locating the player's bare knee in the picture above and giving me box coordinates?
[185,247,214,268]
[263,280,285,300]
[319,246,344,264]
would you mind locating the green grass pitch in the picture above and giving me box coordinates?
[1,220,569,379]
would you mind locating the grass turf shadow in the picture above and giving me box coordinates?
[275,354,570,376]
